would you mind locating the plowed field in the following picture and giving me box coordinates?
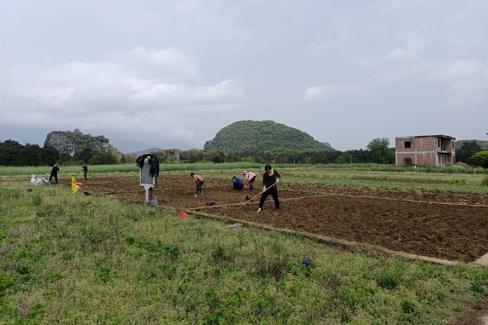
[60,175,488,262]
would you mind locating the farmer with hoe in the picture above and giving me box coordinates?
[49,164,60,184]
[81,163,88,181]
[190,172,204,197]
[256,165,280,213]
[232,176,244,191]
[243,170,256,190]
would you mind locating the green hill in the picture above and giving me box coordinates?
[204,120,334,152]
[455,139,488,150]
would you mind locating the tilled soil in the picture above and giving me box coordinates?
[58,175,488,262]
[210,196,488,262]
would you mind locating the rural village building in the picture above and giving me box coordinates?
[395,135,456,167]
[159,149,180,163]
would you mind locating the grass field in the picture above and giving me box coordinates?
[1,170,488,324]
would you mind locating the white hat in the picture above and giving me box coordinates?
[243,170,248,175]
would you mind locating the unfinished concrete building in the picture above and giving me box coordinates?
[395,135,456,167]
[159,149,180,163]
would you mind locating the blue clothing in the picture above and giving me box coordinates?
[233,177,244,191]
[234,178,244,186]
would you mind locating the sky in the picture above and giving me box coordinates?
[1,0,487,153]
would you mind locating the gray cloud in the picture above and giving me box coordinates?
[2,0,487,152]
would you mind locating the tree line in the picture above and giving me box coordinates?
[2,138,486,167]
[0,140,119,167]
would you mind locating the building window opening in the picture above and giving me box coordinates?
[438,139,441,147]
[404,141,411,148]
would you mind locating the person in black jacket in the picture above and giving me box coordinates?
[81,163,88,181]
[49,164,60,183]
[257,165,280,213]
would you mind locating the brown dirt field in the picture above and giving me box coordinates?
[57,175,488,262]
[448,295,488,325]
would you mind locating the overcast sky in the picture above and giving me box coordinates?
[1,0,487,153]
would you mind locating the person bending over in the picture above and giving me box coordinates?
[243,170,256,190]
[191,173,204,197]
[232,176,244,191]
[257,165,280,213]
[49,164,60,184]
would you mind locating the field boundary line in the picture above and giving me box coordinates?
[279,193,488,208]
[185,209,459,266]
[186,192,488,211]
[474,252,488,266]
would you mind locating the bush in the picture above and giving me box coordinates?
[449,178,468,185]
[482,176,488,187]
[470,151,488,168]
[89,152,118,165]
[404,157,413,166]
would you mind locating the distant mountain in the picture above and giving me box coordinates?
[204,120,334,152]
[44,129,123,159]
[456,139,488,150]
[130,148,163,156]
[110,138,152,154]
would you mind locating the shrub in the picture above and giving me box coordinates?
[449,178,468,185]
[404,157,413,166]
[482,176,488,187]
[470,151,488,168]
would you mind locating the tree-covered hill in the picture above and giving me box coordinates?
[204,120,334,152]
[44,129,123,159]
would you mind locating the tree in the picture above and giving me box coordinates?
[149,152,167,163]
[19,144,42,166]
[73,147,95,164]
[367,138,391,164]
[41,146,60,166]
[335,153,352,164]
[470,151,488,168]
[456,141,482,164]
[58,151,73,164]
[89,152,118,165]
[0,140,24,166]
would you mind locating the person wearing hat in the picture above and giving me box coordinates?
[49,164,60,184]
[257,165,280,213]
[243,170,256,190]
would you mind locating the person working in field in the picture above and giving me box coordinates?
[190,173,204,197]
[257,165,280,213]
[49,164,60,184]
[81,163,88,181]
[232,176,244,191]
[243,170,256,190]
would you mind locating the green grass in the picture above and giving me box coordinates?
[0,181,486,324]
[205,168,488,194]
[0,163,308,177]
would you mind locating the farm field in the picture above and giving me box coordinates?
[2,168,488,324]
[49,171,488,263]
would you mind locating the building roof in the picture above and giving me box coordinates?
[396,135,456,140]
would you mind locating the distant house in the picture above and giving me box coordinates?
[395,135,456,167]
[159,149,180,163]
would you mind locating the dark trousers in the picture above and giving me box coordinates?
[49,174,58,183]
[249,176,256,190]
[259,187,279,209]
[233,183,244,191]
[196,181,204,195]
[84,171,87,181]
